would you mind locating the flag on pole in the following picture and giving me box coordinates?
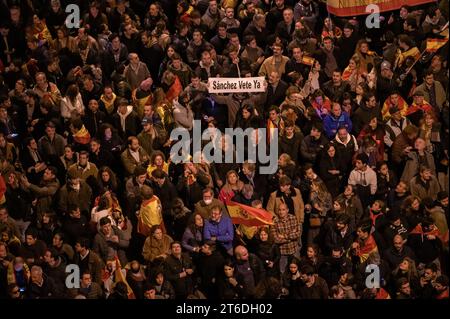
[226,201,274,227]
[425,38,448,52]
[114,257,135,299]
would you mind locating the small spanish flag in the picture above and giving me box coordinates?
[226,201,274,227]
[301,56,315,66]
[426,38,448,52]
[73,125,91,145]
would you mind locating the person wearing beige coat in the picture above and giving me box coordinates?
[142,226,174,263]
[266,176,305,225]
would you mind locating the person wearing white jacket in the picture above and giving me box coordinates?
[61,84,85,120]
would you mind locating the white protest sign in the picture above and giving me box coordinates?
[208,77,265,94]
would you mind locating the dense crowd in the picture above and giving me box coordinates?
[0,0,449,300]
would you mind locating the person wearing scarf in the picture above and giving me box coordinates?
[350,222,378,264]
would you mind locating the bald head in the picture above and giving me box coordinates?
[234,245,248,261]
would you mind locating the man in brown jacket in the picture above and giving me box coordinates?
[121,136,150,176]
[266,175,304,226]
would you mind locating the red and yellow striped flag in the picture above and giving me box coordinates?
[114,257,135,299]
[73,125,91,144]
[226,201,274,227]
[426,38,448,52]
[301,56,315,66]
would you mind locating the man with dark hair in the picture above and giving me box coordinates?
[196,240,225,298]
[278,118,303,165]
[408,217,443,268]
[352,93,380,136]
[58,174,92,218]
[151,168,178,235]
[267,175,305,226]
[121,136,150,176]
[300,122,328,164]
[323,213,354,255]
[20,228,47,265]
[297,264,329,299]
[19,166,60,218]
[164,241,195,299]
[322,69,350,102]
[93,216,129,265]
[74,237,105,286]
[409,166,441,201]
[348,153,377,208]
[62,205,90,246]
[43,248,67,292]
[112,98,141,139]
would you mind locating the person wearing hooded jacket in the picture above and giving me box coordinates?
[112,98,141,139]
[173,91,194,131]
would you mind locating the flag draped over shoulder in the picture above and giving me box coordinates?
[73,125,91,144]
[410,224,448,245]
[226,201,274,227]
[326,0,435,17]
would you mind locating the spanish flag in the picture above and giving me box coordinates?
[226,201,274,227]
[410,224,448,244]
[73,125,91,145]
[301,56,315,66]
[114,257,135,299]
[426,38,448,52]
[327,0,435,17]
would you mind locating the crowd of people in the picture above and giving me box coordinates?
[0,0,449,300]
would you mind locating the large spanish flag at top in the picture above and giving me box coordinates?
[327,0,435,17]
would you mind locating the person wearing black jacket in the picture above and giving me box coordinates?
[234,245,266,297]
[322,214,354,256]
[89,138,115,170]
[278,119,303,165]
[151,168,178,235]
[408,218,443,266]
[26,265,64,299]
[163,242,195,299]
[300,122,328,165]
[336,24,359,68]
[319,247,353,287]
[83,100,107,139]
[319,144,344,198]
[254,228,281,279]
[383,234,417,271]
[322,70,351,103]
[196,241,225,298]
[218,260,247,299]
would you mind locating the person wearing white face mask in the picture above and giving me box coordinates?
[194,187,227,220]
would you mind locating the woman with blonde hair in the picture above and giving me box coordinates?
[306,181,332,245]
[354,40,377,74]
[390,257,420,295]
[342,55,365,92]
[218,170,245,203]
